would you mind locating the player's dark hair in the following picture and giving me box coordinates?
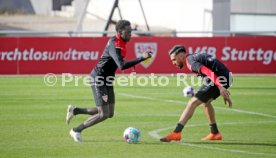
[168,45,186,55]
[116,20,131,32]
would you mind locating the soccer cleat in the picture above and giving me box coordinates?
[201,132,222,141]
[70,129,82,142]
[66,105,76,125]
[160,132,181,142]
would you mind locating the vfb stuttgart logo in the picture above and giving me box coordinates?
[134,42,157,68]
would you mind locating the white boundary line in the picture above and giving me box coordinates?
[118,93,276,119]
[148,121,276,157]
[216,107,276,119]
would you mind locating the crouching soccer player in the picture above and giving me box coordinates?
[160,45,233,142]
[65,20,152,142]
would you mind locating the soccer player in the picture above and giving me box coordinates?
[160,45,232,142]
[66,20,152,142]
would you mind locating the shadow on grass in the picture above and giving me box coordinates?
[82,139,169,145]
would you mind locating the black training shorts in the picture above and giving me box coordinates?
[90,75,115,106]
[195,74,232,103]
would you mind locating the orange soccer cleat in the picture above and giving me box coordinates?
[201,132,222,141]
[160,132,182,142]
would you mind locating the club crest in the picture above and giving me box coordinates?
[102,95,108,102]
[134,42,157,68]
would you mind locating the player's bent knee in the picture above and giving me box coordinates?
[103,112,110,120]
[99,111,109,120]
[187,97,202,108]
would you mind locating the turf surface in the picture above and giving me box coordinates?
[0,75,275,158]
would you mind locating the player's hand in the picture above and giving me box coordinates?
[223,97,232,108]
[142,50,153,59]
[218,86,232,108]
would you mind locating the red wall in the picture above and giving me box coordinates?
[0,36,275,74]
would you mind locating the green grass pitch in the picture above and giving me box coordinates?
[0,75,275,158]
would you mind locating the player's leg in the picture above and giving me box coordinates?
[69,82,110,142]
[178,97,203,125]
[74,107,98,115]
[203,100,216,125]
[201,74,232,140]
[107,85,115,118]
[160,97,203,142]
[66,106,99,125]
[66,76,100,125]
[198,79,222,140]
[70,105,109,142]
[66,86,101,125]
[80,105,110,130]
[201,100,222,140]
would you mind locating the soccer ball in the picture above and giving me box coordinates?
[123,127,141,144]
[183,86,194,97]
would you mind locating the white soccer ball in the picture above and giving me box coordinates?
[123,127,141,144]
[183,86,194,97]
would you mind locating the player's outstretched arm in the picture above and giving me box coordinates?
[111,49,152,70]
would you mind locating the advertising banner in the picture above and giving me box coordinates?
[0,36,275,74]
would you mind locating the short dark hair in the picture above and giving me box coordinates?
[115,20,131,32]
[168,45,186,55]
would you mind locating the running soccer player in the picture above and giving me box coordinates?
[160,45,233,142]
[66,20,152,142]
